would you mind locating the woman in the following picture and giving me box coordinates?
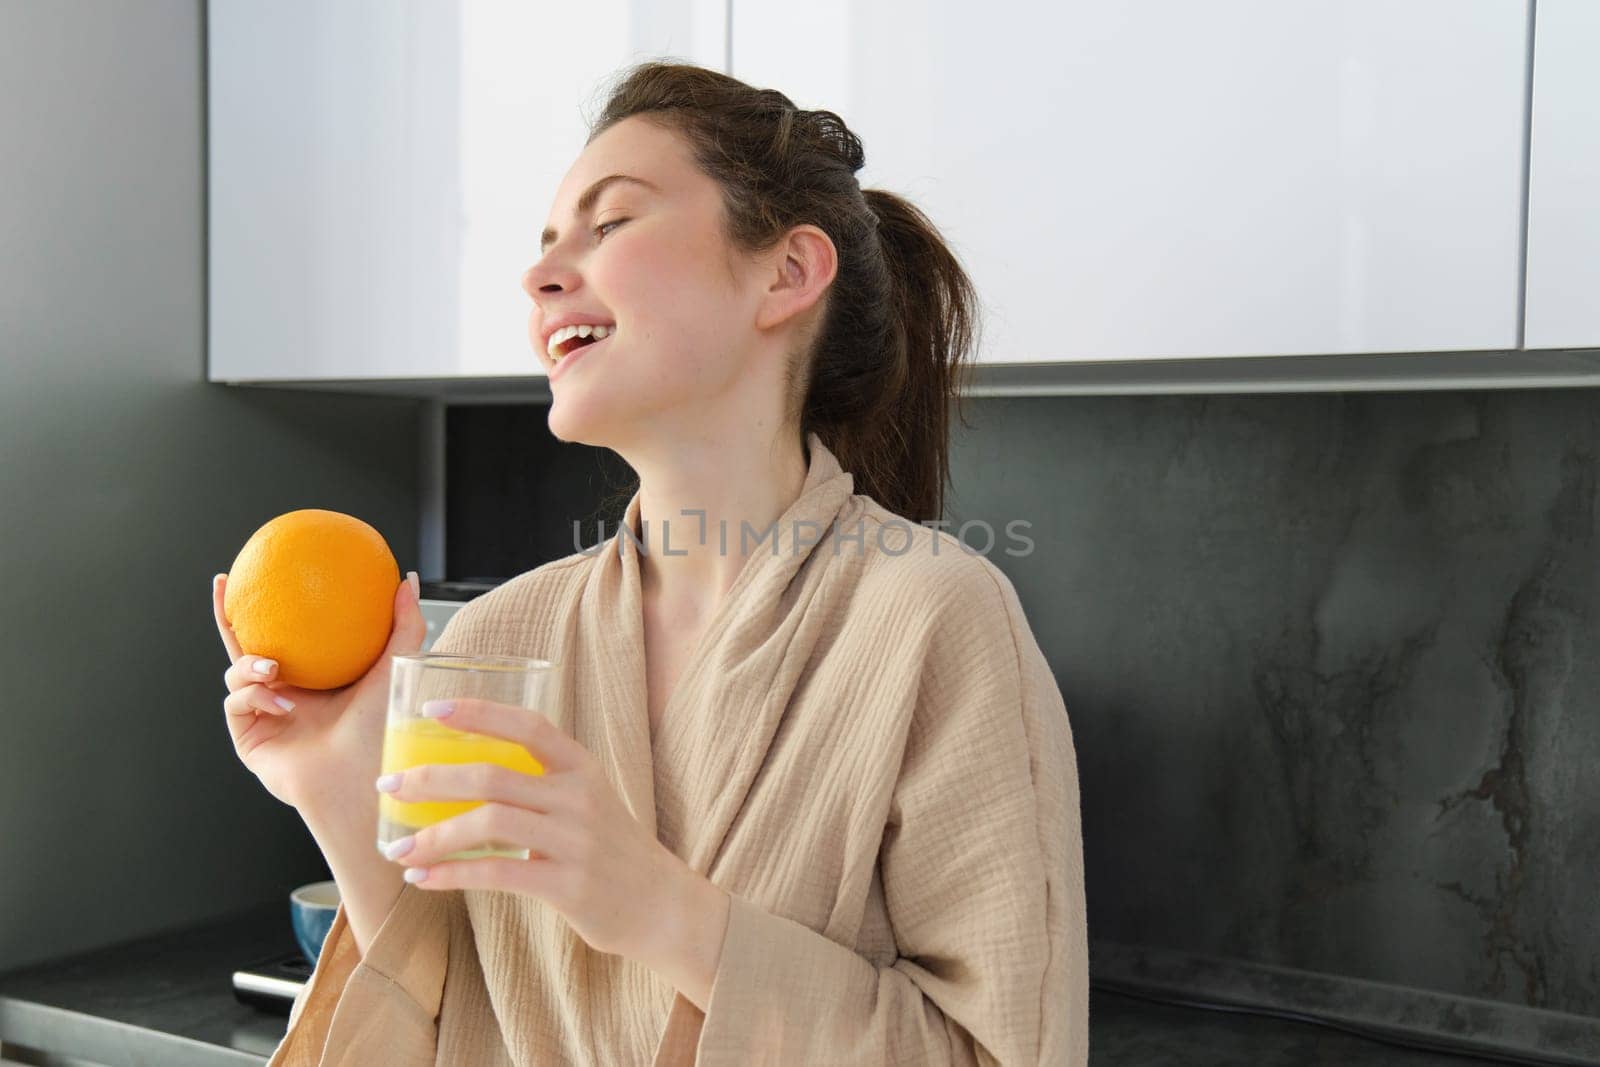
[215,61,1088,1065]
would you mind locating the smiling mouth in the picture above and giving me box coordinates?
[551,334,609,376]
[554,334,601,360]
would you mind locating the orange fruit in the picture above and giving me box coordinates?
[224,509,400,690]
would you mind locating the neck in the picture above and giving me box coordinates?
[625,430,810,613]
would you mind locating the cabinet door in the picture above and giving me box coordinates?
[208,0,726,382]
[1524,0,1600,350]
[732,0,1528,362]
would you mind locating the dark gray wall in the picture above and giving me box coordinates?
[944,393,1598,1018]
[445,394,1599,1018]
[443,406,634,581]
[0,1,422,969]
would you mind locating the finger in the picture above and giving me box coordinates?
[212,574,243,662]
[224,653,282,693]
[223,682,296,724]
[401,855,564,896]
[382,571,428,658]
[379,760,555,813]
[215,577,287,693]
[419,698,585,774]
[388,802,556,868]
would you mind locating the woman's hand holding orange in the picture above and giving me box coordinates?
[213,571,424,815]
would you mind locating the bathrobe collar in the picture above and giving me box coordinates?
[571,431,856,871]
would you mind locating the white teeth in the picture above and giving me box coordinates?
[547,323,614,360]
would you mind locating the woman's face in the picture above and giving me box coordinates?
[522,116,769,449]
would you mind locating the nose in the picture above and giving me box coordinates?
[521,254,578,300]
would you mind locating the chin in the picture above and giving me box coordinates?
[545,401,592,446]
[545,391,623,452]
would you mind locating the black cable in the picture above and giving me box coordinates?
[1090,979,1593,1067]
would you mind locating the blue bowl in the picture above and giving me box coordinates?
[289,880,341,965]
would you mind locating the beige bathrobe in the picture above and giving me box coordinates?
[268,432,1089,1065]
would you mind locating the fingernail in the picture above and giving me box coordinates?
[383,834,415,860]
[375,773,401,793]
[421,700,455,719]
[407,571,420,600]
[253,658,277,676]
[274,695,295,711]
[403,866,429,884]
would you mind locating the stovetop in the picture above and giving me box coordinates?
[418,578,505,602]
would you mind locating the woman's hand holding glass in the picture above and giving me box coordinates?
[374,697,728,974]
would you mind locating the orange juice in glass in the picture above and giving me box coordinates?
[378,652,559,861]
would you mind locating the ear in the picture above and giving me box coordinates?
[754,224,838,333]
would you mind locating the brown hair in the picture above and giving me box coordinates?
[587,61,980,523]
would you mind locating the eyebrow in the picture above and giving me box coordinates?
[540,174,660,253]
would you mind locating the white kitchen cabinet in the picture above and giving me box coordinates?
[207,0,727,382]
[731,0,1529,362]
[1524,0,1600,350]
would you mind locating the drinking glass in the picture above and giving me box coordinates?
[378,651,560,862]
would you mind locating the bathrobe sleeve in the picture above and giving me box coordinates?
[267,610,483,1067]
[266,883,458,1066]
[678,560,1091,1065]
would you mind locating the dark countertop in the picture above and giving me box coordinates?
[0,903,294,1066]
[1092,989,1513,1066]
[0,904,1519,1066]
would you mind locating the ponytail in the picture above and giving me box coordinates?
[812,188,977,522]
